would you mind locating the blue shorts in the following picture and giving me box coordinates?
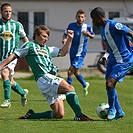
[70,55,85,68]
[106,62,131,82]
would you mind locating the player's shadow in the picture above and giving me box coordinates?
[0,117,107,122]
[11,99,46,102]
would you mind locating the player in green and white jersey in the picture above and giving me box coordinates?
[0,3,29,108]
[0,25,93,121]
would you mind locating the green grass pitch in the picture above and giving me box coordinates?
[0,74,132,133]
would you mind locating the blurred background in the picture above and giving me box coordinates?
[0,0,133,74]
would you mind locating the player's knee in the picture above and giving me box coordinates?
[1,68,10,79]
[68,85,75,91]
[54,112,64,119]
[67,70,73,76]
[74,72,79,77]
[10,81,15,86]
[106,80,113,89]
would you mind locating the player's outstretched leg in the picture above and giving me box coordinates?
[18,109,55,119]
[66,91,93,121]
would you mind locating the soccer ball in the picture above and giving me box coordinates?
[96,103,109,119]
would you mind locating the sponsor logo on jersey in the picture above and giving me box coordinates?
[37,49,48,56]
[0,31,13,40]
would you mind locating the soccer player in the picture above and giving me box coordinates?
[62,9,95,96]
[90,7,133,121]
[0,3,29,108]
[0,25,93,121]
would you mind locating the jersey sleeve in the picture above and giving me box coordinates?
[48,46,60,57]
[114,22,130,35]
[14,42,29,58]
[87,25,95,35]
[18,22,27,38]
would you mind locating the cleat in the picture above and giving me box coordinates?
[74,114,93,121]
[107,108,116,121]
[21,89,29,107]
[83,82,90,96]
[1,99,11,108]
[115,111,125,120]
[18,109,34,119]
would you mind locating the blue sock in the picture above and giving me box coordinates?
[76,74,86,87]
[106,88,116,110]
[114,90,122,114]
[67,77,73,85]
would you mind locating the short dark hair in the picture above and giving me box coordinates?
[90,7,105,18]
[1,3,12,11]
[33,25,50,40]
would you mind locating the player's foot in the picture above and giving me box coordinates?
[1,99,11,108]
[74,114,93,121]
[115,111,125,120]
[21,89,29,107]
[18,109,34,119]
[107,108,116,121]
[83,82,90,96]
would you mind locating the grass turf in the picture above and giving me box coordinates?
[0,75,132,133]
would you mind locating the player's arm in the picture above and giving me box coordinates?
[62,35,67,45]
[62,29,68,45]
[22,36,29,43]
[82,30,95,38]
[0,54,17,71]
[19,22,29,43]
[82,26,95,38]
[59,30,74,56]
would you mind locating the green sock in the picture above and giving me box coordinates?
[3,79,11,101]
[11,82,25,97]
[66,91,82,117]
[29,110,54,119]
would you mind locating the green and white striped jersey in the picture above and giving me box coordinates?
[0,19,27,61]
[15,42,60,81]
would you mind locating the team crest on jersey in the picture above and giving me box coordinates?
[37,49,48,56]
[115,23,123,30]
[0,31,13,41]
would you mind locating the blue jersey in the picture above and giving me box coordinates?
[101,19,133,65]
[64,22,94,57]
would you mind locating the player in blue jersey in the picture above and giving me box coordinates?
[90,7,133,121]
[0,25,93,121]
[62,9,95,96]
[0,3,29,108]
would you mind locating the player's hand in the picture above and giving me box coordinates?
[62,38,67,45]
[82,30,89,36]
[67,30,74,39]
[99,57,107,65]
[82,30,94,38]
